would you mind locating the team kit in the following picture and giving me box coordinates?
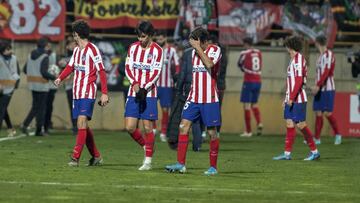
[54,20,342,176]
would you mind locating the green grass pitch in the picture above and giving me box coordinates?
[0,131,359,202]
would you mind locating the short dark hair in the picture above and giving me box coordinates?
[315,35,327,46]
[156,30,167,37]
[37,37,49,48]
[190,27,209,43]
[0,40,11,53]
[243,37,253,46]
[284,36,303,52]
[72,20,90,39]
[209,34,219,44]
[136,21,155,37]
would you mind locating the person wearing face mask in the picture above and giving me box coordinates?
[0,40,20,136]
[21,37,57,136]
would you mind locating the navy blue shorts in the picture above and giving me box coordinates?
[157,87,173,108]
[182,101,221,127]
[240,82,261,103]
[72,99,95,120]
[313,90,335,112]
[125,96,158,120]
[284,102,307,123]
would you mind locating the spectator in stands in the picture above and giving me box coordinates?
[58,37,77,135]
[22,37,56,136]
[0,40,19,137]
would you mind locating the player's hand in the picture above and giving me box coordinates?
[311,86,320,95]
[54,78,61,87]
[99,94,109,107]
[189,38,201,50]
[287,100,293,106]
[133,83,140,93]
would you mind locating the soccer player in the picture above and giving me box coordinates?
[124,21,163,171]
[54,20,109,166]
[311,35,342,145]
[238,37,263,137]
[155,30,180,142]
[165,27,222,175]
[273,36,320,161]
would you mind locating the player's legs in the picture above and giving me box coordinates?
[166,101,198,173]
[125,97,145,147]
[243,103,252,135]
[251,103,263,136]
[324,111,342,145]
[297,121,318,156]
[314,111,323,142]
[240,82,253,136]
[125,117,145,147]
[140,119,155,170]
[207,126,219,175]
[70,115,88,166]
[159,107,170,142]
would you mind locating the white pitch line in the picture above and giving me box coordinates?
[0,134,26,142]
[0,180,359,197]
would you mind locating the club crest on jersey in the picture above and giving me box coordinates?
[81,55,86,62]
[147,54,153,60]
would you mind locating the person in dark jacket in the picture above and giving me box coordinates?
[0,40,20,137]
[22,37,56,136]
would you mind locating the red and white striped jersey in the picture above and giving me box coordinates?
[67,43,106,99]
[238,48,262,83]
[285,52,307,104]
[125,41,163,98]
[187,44,222,103]
[157,45,180,88]
[315,49,335,91]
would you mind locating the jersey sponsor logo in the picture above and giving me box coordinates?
[193,67,207,72]
[133,63,151,70]
[74,65,86,71]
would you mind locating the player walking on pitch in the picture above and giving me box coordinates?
[165,27,222,175]
[273,36,320,161]
[124,21,163,171]
[238,37,263,137]
[311,35,342,145]
[55,20,109,166]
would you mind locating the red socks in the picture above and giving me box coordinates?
[284,127,296,152]
[130,128,145,147]
[177,134,189,165]
[144,131,155,157]
[72,129,87,159]
[244,109,251,133]
[315,115,323,140]
[210,138,219,168]
[326,114,339,135]
[301,126,317,151]
[252,107,261,125]
[86,128,100,158]
[161,111,169,135]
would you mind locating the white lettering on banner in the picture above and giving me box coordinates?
[350,95,360,123]
[9,0,36,34]
[9,0,62,35]
[39,0,61,35]
[349,128,360,135]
